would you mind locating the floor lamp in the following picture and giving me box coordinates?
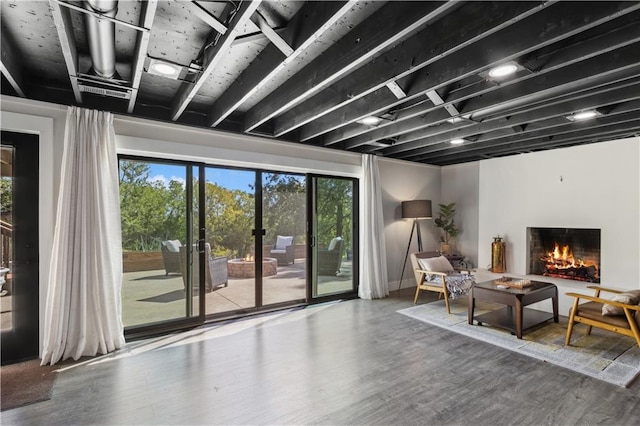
[398,200,432,292]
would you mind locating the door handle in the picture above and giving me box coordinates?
[311,235,316,247]
[252,229,266,237]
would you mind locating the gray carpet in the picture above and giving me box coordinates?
[398,300,640,387]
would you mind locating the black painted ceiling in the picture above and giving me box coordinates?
[2,1,639,165]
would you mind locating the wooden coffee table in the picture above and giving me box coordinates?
[468,279,558,339]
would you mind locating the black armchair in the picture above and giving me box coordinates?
[270,235,295,266]
[318,237,344,276]
[161,240,182,276]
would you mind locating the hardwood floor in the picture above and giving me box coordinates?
[3,289,639,425]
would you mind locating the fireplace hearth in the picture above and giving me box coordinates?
[527,227,600,283]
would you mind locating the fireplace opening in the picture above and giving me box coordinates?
[527,227,600,283]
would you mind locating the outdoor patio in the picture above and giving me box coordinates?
[122,259,353,327]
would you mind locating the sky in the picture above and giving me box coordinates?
[147,163,255,192]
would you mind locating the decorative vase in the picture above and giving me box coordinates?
[440,242,452,255]
[491,236,506,273]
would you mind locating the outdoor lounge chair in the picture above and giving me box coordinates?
[317,237,344,276]
[180,243,228,292]
[270,235,295,265]
[161,240,182,275]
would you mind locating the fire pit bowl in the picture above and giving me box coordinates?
[227,257,278,278]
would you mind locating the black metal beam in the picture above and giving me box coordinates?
[242,1,456,132]
[274,1,544,138]
[414,108,640,164]
[309,1,640,147]
[207,1,357,127]
[337,17,640,150]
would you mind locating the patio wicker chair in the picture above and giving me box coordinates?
[161,240,182,275]
[270,235,295,265]
[180,243,228,292]
[318,237,344,276]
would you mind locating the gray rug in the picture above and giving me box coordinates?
[398,300,640,388]
[1,359,57,411]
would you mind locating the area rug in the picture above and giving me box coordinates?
[398,300,640,388]
[1,359,57,411]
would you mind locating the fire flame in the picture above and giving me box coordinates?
[543,242,589,269]
[244,254,254,261]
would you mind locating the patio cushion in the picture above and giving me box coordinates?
[327,237,341,251]
[163,239,182,253]
[275,235,293,250]
[270,249,287,254]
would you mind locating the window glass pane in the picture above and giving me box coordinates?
[120,159,193,327]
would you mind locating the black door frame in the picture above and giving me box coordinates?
[307,174,360,304]
[1,131,40,365]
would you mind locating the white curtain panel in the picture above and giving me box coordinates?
[359,154,389,299]
[41,107,125,365]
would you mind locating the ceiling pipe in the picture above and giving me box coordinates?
[84,0,118,79]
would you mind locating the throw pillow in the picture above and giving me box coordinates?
[327,237,341,251]
[602,290,640,316]
[163,239,182,253]
[417,255,454,273]
[275,235,293,250]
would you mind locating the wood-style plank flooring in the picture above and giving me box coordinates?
[2,289,639,425]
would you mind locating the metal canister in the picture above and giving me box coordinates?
[491,236,506,273]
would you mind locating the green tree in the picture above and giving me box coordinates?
[203,182,254,258]
[317,178,353,250]
[0,177,12,215]
[262,173,306,244]
[119,160,186,251]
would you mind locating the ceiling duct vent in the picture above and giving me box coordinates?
[78,83,131,99]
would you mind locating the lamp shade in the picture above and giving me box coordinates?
[401,200,432,219]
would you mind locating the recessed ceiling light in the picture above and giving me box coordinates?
[488,63,518,78]
[367,140,393,148]
[358,116,382,126]
[573,111,598,120]
[450,138,465,145]
[568,110,600,121]
[447,117,464,124]
[147,59,182,79]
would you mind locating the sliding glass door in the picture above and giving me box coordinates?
[311,176,358,299]
[203,167,256,315]
[261,172,307,306]
[119,159,197,328]
[120,156,358,335]
[1,131,39,364]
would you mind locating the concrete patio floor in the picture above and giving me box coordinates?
[122,259,353,327]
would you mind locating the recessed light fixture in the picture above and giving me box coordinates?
[565,109,602,121]
[358,116,382,126]
[147,58,182,79]
[450,138,465,145]
[566,110,601,121]
[447,117,465,124]
[367,140,393,148]
[488,63,519,78]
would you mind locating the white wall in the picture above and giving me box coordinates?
[378,157,441,290]
[4,95,638,322]
[477,137,640,313]
[441,162,480,268]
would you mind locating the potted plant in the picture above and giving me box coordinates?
[434,202,459,255]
